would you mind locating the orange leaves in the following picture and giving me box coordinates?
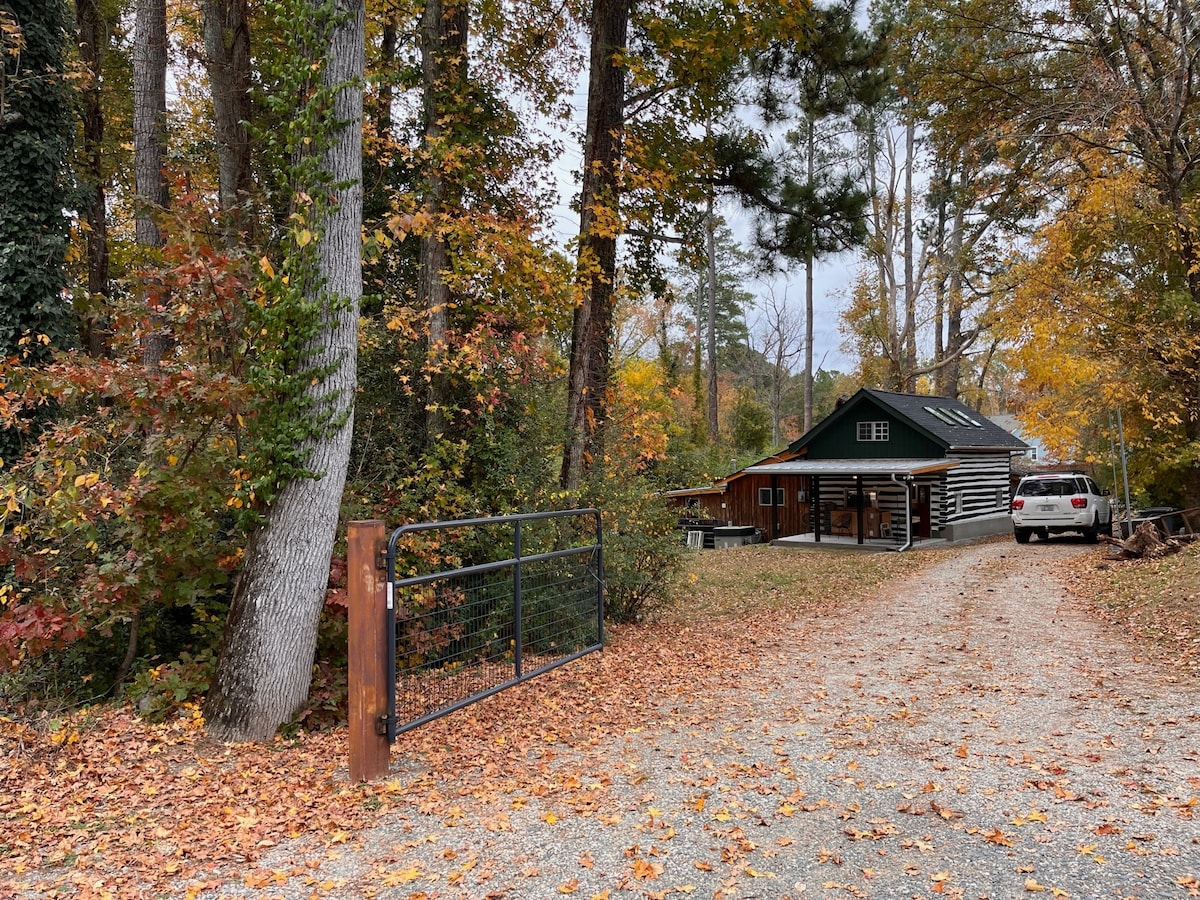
[982,827,1015,847]
[929,800,963,821]
[629,857,665,880]
[1022,876,1068,896]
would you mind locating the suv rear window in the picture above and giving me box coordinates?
[1017,479,1077,497]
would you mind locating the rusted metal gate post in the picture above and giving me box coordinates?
[348,520,389,781]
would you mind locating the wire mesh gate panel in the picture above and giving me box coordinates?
[383,509,603,741]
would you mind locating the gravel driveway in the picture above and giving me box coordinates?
[240,539,1200,900]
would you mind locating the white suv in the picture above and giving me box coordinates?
[1011,472,1113,544]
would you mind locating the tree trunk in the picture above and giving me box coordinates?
[134,0,171,368]
[705,192,719,441]
[932,171,948,395]
[561,0,629,490]
[201,0,253,240]
[204,0,364,742]
[133,0,168,247]
[692,283,704,443]
[865,113,900,385]
[419,0,467,441]
[803,118,815,432]
[76,0,111,357]
[901,106,916,391]
[941,197,967,398]
[376,16,396,141]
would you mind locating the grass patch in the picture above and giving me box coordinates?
[1065,543,1200,680]
[668,543,934,623]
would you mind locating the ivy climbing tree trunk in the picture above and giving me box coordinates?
[204,0,364,742]
[561,0,629,491]
[0,0,74,459]
[0,0,73,357]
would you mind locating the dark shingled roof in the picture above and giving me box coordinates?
[861,388,1029,452]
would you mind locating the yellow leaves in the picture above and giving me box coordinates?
[743,865,776,878]
[73,472,99,489]
[1011,809,1047,826]
[556,878,579,894]
[48,726,79,746]
[542,811,559,825]
[1076,844,1105,865]
[380,866,422,886]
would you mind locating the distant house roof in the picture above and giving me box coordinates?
[788,388,1029,455]
[661,485,725,498]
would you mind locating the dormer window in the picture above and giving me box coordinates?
[857,420,889,442]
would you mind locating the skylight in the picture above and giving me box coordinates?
[924,405,984,428]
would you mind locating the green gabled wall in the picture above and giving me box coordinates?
[797,397,946,460]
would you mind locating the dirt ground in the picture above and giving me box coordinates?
[7,539,1199,900]
[204,538,1200,900]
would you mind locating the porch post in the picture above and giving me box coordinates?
[770,473,779,540]
[855,476,865,545]
[813,475,821,543]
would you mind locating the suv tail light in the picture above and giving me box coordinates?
[1012,499,1024,510]
[1071,497,1087,509]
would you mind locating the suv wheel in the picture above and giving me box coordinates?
[1014,527,1032,544]
[1084,516,1099,544]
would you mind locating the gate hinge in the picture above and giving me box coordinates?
[375,714,393,737]
[375,550,388,571]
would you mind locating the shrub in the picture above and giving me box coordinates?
[580,471,685,624]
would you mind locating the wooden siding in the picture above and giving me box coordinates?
[665,476,812,539]
[943,453,1012,523]
[720,473,811,539]
[802,400,943,460]
[664,493,725,521]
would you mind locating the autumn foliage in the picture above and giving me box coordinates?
[0,206,256,685]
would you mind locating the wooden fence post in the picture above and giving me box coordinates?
[348,519,389,782]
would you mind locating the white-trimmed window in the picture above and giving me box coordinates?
[758,487,787,506]
[857,420,889,442]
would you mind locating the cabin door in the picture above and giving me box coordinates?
[912,484,932,538]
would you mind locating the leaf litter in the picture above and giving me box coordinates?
[3,539,1199,899]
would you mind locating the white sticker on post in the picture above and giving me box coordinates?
[386,582,393,610]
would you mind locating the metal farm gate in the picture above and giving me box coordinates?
[380,509,604,741]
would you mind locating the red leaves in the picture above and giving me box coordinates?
[0,602,81,667]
